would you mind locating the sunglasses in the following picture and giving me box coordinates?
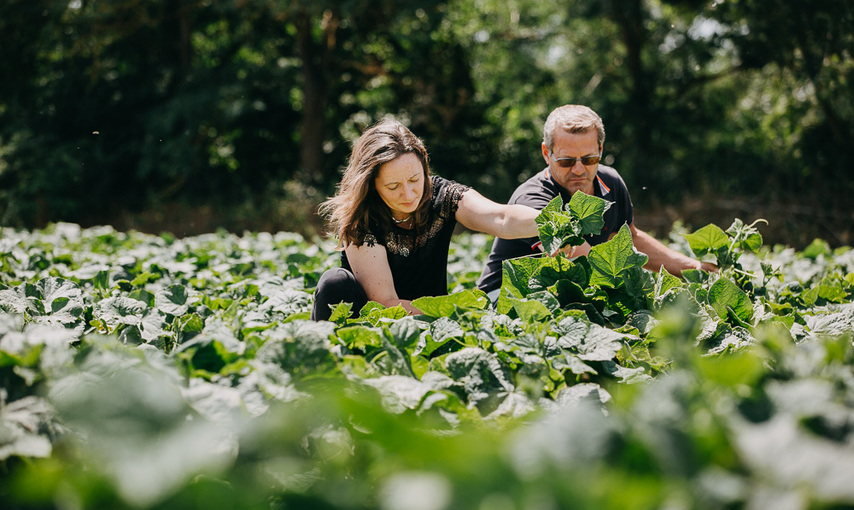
[549,151,601,168]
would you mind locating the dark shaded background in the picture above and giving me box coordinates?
[1,0,852,247]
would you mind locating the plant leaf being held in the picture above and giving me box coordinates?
[536,194,611,255]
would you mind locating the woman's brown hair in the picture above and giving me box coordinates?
[319,119,434,248]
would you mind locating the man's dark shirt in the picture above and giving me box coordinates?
[476,165,634,293]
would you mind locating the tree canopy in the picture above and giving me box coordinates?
[1,0,852,246]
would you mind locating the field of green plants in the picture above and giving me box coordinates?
[2,198,854,510]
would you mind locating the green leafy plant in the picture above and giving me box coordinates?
[535,193,611,254]
[1,222,854,510]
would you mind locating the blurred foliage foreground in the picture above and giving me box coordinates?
[1,218,854,510]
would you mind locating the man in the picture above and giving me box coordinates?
[476,104,716,299]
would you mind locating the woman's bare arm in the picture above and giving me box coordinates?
[344,243,421,315]
[454,189,540,239]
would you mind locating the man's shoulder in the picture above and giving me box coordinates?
[508,169,558,203]
[595,165,625,185]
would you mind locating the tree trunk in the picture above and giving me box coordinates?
[295,10,339,188]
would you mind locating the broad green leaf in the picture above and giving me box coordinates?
[93,296,148,331]
[567,191,610,237]
[498,256,544,314]
[412,289,489,317]
[621,266,655,306]
[801,285,820,307]
[174,313,204,344]
[336,325,383,351]
[816,277,847,303]
[35,278,83,314]
[264,287,311,316]
[49,360,233,507]
[129,289,155,307]
[376,334,416,378]
[358,302,407,326]
[801,238,831,259]
[535,196,581,254]
[551,353,597,376]
[502,256,547,299]
[551,279,586,307]
[185,339,235,374]
[387,319,425,350]
[155,284,191,316]
[0,286,33,315]
[504,295,552,322]
[361,375,437,414]
[805,310,854,338]
[328,302,353,323]
[535,194,611,255]
[137,308,168,343]
[193,319,242,353]
[740,232,763,253]
[529,256,588,292]
[684,224,729,257]
[588,225,648,288]
[653,267,683,301]
[524,290,561,316]
[0,396,54,460]
[254,320,338,380]
[444,347,515,408]
[708,276,754,324]
[681,269,709,284]
[417,317,464,357]
[131,272,158,286]
[553,314,628,362]
[0,278,83,323]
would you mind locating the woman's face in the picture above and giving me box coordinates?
[374,152,424,220]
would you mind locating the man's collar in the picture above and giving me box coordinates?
[543,167,611,197]
[596,175,611,196]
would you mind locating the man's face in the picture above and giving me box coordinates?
[542,129,601,196]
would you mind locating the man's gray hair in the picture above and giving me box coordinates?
[543,105,606,150]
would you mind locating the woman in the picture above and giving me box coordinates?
[310,119,541,320]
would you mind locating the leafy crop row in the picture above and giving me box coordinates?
[1,212,854,510]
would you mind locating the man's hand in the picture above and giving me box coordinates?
[552,241,591,258]
[693,260,719,273]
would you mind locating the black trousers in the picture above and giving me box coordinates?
[310,267,369,321]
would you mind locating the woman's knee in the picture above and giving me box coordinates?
[316,267,357,290]
[311,268,367,320]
